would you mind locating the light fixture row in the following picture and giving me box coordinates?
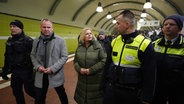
[96,2,113,21]
[96,2,103,12]
[143,0,152,9]
[140,0,152,22]
[96,1,152,23]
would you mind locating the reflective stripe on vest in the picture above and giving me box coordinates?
[111,34,151,68]
[154,36,184,55]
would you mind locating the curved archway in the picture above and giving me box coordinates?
[49,0,62,15]
[85,1,165,26]
[96,9,158,29]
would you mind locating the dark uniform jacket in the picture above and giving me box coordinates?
[153,34,184,86]
[4,33,33,72]
[108,31,157,103]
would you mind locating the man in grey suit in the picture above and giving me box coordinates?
[31,18,68,104]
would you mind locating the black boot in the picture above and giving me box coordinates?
[2,75,9,80]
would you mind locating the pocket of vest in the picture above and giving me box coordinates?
[118,68,141,85]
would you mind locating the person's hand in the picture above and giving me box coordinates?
[142,101,150,104]
[85,69,90,75]
[38,66,46,73]
[80,68,90,75]
[44,67,53,74]
[80,68,86,75]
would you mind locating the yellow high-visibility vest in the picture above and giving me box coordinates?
[154,37,184,55]
[111,34,151,68]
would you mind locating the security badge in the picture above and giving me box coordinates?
[154,46,162,52]
[124,45,137,62]
[125,54,135,62]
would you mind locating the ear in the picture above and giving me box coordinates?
[125,21,130,28]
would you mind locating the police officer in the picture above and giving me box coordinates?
[103,10,157,104]
[3,20,35,104]
[152,14,184,104]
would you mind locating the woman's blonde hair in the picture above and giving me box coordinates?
[78,27,96,44]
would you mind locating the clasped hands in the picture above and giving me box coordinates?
[38,66,53,74]
[80,68,90,75]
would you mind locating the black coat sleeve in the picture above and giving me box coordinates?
[139,43,157,103]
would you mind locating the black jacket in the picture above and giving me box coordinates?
[4,32,33,71]
[153,34,184,85]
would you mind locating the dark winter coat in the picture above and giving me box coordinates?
[74,40,107,104]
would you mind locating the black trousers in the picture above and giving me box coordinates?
[34,74,68,104]
[152,83,184,104]
[2,67,11,77]
[11,70,35,104]
[103,84,142,104]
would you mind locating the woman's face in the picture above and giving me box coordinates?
[84,29,93,42]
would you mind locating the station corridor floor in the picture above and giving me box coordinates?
[0,60,77,104]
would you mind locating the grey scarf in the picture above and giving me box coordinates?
[37,33,53,67]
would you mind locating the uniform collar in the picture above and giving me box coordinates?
[158,34,183,48]
[164,36,178,45]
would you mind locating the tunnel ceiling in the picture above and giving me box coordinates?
[0,0,183,33]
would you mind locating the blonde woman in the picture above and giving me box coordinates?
[74,27,107,104]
